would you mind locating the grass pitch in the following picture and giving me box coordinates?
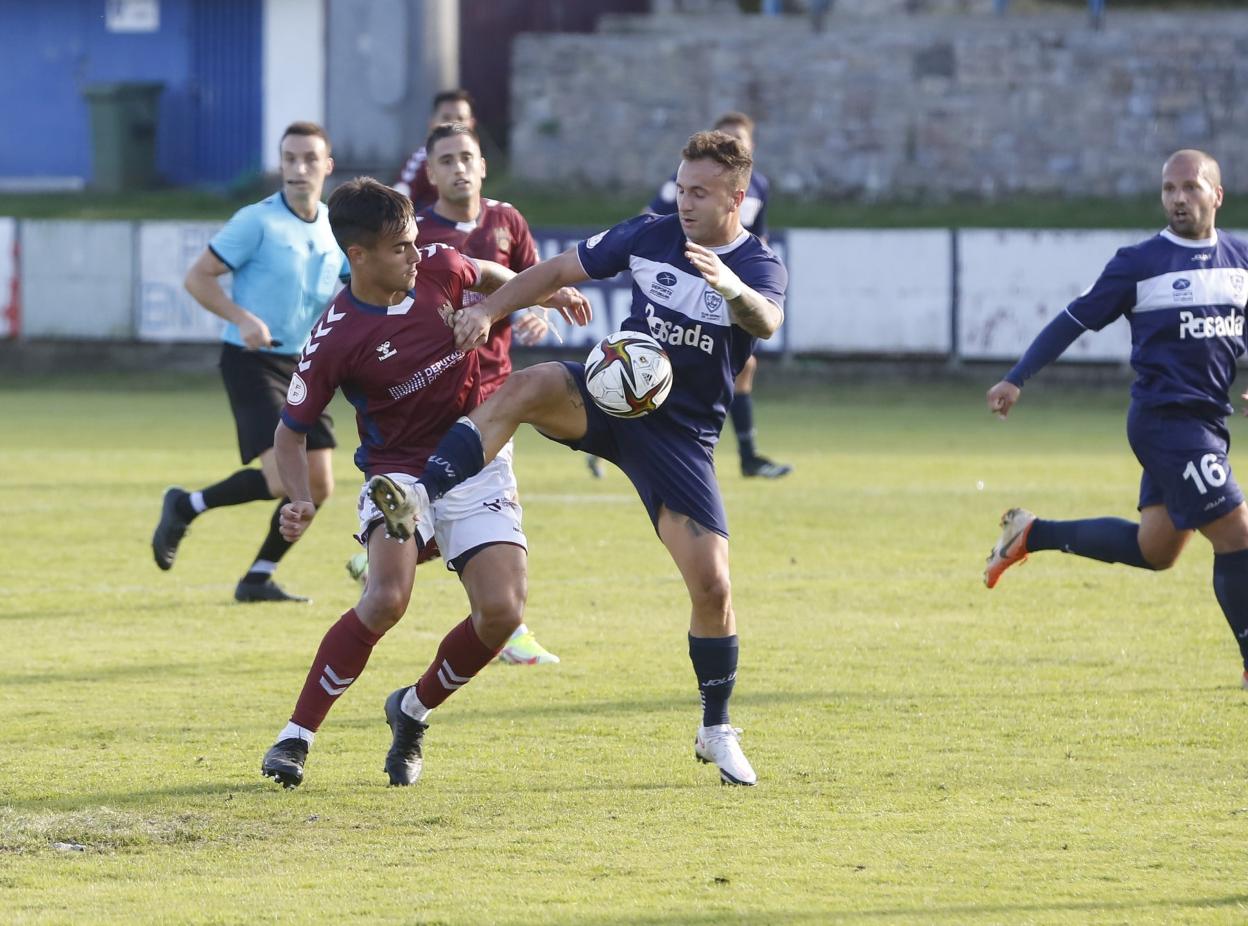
[2,371,1247,924]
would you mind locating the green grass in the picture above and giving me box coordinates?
[3,374,1248,924]
[6,181,1246,231]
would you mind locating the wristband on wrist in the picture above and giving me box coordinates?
[715,266,743,300]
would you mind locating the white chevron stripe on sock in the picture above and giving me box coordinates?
[319,677,349,696]
[323,665,356,687]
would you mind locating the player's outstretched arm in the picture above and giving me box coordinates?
[184,249,274,350]
[274,422,316,541]
[684,242,782,339]
[455,250,592,350]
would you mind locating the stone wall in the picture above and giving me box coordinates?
[509,12,1248,199]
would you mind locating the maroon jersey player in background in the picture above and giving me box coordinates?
[350,121,560,665]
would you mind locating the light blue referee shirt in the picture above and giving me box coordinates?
[209,191,347,354]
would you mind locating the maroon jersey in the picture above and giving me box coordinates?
[393,147,438,211]
[281,243,481,478]
[416,199,539,400]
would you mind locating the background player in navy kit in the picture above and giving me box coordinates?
[646,111,790,480]
[392,89,475,210]
[259,178,587,788]
[151,122,344,603]
[350,120,560,666]
[984,149,1248,687]
[378,131,788,786]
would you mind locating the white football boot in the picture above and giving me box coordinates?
[695,724,757,786]
[368,475,429,543]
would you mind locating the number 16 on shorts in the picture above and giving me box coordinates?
[1183,452,1228,495]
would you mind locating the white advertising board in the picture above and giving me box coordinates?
[22,220,134,338]
[137,221,228,343]
[958,229,1149,362]
[785,229,951,353]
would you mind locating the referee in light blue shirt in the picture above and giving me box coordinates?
[150,122,347,603]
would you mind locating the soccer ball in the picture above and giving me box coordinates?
[584,330,674,418]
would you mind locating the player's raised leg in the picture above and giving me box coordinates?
[657,506,756,786]
[261,517,419,787]
[983,505,1180,589]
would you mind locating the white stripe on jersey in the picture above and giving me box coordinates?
[1134,267,1248,314]
[629,256,730,328]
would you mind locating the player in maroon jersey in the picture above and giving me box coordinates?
[259,177,589,788]
[351,120,561,664]
[392,89,475,210]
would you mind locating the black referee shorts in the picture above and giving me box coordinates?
[219,343,336,464]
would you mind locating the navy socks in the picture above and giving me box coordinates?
[418,418,486,500]
[689,634,738,727]
[1027,517,1152,569]
[1213,549,1248,670]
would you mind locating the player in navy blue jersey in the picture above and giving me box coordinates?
[645,112,790,480]
[151,122,346,603]
[984,149,1248,688]
[370,130,788,786]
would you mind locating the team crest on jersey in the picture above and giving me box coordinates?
[436,301,456,327]
[702,290,725,316]
[493,227,511,253]
[376,340,397,361]
[287,372,308,405]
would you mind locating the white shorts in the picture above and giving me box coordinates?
[355,439,527,568]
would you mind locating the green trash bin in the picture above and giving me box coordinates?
[83,81,165,193]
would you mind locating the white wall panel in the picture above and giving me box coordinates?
[21,221,134,339]
[137,221,227,343]
[958,229,1150,362]
[263,0,327,171]
[786,229,951,353]
[0,218,16,338]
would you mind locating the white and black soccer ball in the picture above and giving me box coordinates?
[583,330,674,418]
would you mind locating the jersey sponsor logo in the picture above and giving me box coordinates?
[657,272,677,286]
[387,350,466,399]
[1192,253,1212,262]
[287,372,308,405]
[376,340,397,361]
[1177,310,1245,340]
[644,302,715,354]
[1172,278,1192,290]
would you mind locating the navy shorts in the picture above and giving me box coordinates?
[1127,402,1243,530]
[548,362,729,538]
[219,343,335,464]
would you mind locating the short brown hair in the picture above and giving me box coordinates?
[425,122,480,159]
[432,88,474,113]
[328,177,414,251]
[714,111,754,134]
[281,121,331,155]
[682,130,753,191]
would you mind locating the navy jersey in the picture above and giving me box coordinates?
[1068,228,1248,415]
[647,170,770,239]
[576,213,787,445]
